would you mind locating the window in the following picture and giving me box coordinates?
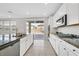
[0,20,16,34]
[4,34,9,43]
[0,35,2,40]
[3,21,10,33]
[10,21,16,33]
[0,21,3,34]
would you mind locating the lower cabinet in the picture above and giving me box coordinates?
[58,44,68,56]
[49,34,79,56]
[49,35,59,55]
[58,43,78,56]
[20,34,33,56]
[0,34,33,56]
[49,37,55,50]
[68,51,77,56]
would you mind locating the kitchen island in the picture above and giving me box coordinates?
[0,34,26,56]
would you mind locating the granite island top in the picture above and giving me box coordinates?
[0,34,26,50]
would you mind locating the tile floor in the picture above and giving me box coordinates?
[24,34,56,56]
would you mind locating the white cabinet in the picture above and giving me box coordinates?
[64,40,79,56]
[58,40,68,56]
[58,38,79,56]
[58,43,77,56]
[52,3,79,27]
[20,34,33,56]
[55,38,59,55]
[68,51,77,56]
[49,34,79,56]
[52,4,67,27]
[58,44,68,56]
[55,4,66,20]
[66,4,79,25]
[20,37,27,55]
[49,35,56,50]
[49,34,59,55]
[0,34,33,56]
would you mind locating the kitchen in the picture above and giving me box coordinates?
[0,3,79,56]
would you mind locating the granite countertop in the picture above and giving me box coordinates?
[0,34,26,50]
[50,33,79,48]
[59,37,79,48]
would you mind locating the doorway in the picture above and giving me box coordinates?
[26,21,45,40]
[31,21,45,40]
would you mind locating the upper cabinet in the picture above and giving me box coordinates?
[66,4,79,25]
[54,4,66,20]
[52,4,67,27]
[52,3,79,28]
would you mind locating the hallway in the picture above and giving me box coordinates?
[24,34,56,56]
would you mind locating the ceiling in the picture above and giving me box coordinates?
[0,3,62,18]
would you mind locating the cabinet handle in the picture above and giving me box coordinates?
[73,49,75,51]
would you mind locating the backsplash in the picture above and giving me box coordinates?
[56,32,79,38]
[57,25,79,35]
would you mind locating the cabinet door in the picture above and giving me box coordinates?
[50,35,60,55]
[53,39,56,50]
[52,4,66,27]
[59,39,79,56]
[49,36,55,49]
[68,51,77,56]
[20,37,28,56]
[20,34,33,56]
[66,4,79,25]
[51,38,55,49]
[55,38,59,55]
[58,44,68,56]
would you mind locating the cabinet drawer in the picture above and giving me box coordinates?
[58,42,68,56]
[59,39,79,56]
[63,41,79,55]
[68,47,79,55]
[68,50,78,56]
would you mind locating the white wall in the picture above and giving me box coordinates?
[16,20,26,34]
[44,18,49,39]
[66,3,79,25]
